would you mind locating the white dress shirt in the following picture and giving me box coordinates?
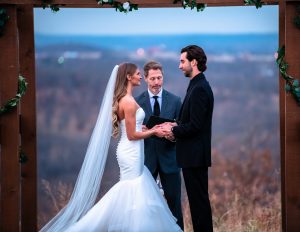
[148,89,162,113]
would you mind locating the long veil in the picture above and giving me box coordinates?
[40,65,119,232]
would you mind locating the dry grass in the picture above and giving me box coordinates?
[182,149,281,232]
[39,149,281,232]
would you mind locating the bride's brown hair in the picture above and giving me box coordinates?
[112,63,138,138]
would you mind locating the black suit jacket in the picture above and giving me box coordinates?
[135,89,182,174]
[172,73,214,168]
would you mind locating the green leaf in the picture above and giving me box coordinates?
[197,4,206,12]
[19,148,28,164]
[292,89,300,99]
[294,87,300,93]
[293,80,299,88]
[0,75,28,116]
[277,46,285,60]
[285,84,291,92]
[50,5,60,12]
[244,0,263,9]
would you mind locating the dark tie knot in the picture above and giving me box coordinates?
[153,96,158,100]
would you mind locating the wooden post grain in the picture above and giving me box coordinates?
[0,4,20,232]
[284,2,300,231]
[17,4,37,232]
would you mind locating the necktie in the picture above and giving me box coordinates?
[153,96,160,116]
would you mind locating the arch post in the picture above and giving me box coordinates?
[0,4,21,232]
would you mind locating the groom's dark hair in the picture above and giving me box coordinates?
[181,45,207,72]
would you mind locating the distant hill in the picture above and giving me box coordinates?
[35,33,278,54]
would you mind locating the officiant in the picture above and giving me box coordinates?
[136,61,183,229]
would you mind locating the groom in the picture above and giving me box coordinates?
[163,45,214,232]
[135,61,183,230]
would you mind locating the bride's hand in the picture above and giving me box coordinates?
[152,126,166,138]
[142,125,148,132]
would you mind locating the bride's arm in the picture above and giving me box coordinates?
[123,99,163,140]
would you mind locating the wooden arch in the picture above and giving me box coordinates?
[0,0,299,231]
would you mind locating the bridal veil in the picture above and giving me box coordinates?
[40,65,119,232]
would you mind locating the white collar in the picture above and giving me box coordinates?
[148,88,163,98]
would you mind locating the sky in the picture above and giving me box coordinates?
[34,5,278,35]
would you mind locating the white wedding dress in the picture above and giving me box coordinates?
[66,108,182,232]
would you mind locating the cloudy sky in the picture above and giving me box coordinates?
[34,5,278,35]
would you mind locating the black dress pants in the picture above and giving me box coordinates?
[182,167,213,232]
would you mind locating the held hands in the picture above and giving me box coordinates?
[142,124,165,137]
[161,122,177,141]
[153,122,177,141]
[151,125,166,138]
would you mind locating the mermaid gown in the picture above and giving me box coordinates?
[66,108,182,232]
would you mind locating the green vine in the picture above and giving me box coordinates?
[173,0,206,12]
[0,75,28,116]
[0,8,9,36]
[97,0,138,13]
[294,5,300,29]
[276,46,300,105]
[42,0,60,12]
[244,0,263,9]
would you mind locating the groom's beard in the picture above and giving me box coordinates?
[184,67,193,77]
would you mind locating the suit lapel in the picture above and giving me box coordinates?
[179,75,204,119]
[160,90,168,118]
[142,91,152,117]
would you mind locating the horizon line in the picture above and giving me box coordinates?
[35,32,278,36]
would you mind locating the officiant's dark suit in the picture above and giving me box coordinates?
[135,61,183,229]
[171,45,214,232]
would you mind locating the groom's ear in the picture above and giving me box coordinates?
[191,59,197,67]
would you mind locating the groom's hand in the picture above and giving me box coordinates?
[161,123,177,141]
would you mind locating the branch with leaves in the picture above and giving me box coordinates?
[42,0,60,12]
[0,8,9,36]
[173,0,206,12]
[97,0,138,13]
[275,46,300,105]
[244,0,263,9]
[0,75,28,116]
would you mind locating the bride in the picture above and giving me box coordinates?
[40,63,182,232]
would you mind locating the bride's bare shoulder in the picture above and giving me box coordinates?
[119,95,136,110]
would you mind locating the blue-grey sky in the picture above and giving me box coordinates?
[34,6,278,35]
